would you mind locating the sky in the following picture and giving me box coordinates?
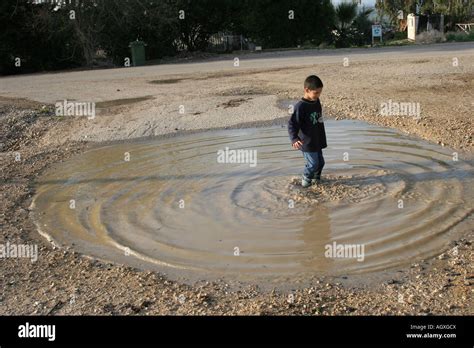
[332,0,377,7]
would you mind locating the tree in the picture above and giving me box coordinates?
[0,0,88,74]
[375,0,417,25]
[239,0,335,48]
[375,0,474,29]
[0,0,341,74]
[333,2,358,47]
[94,0,178,63]
[172,0,233,51]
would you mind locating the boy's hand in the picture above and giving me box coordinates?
[292,140,303,150]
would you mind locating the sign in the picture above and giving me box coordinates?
[372,25,382,37]
[397,10,404,20]
[371,24,383,45]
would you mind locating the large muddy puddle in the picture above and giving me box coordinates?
[31,120,473,287]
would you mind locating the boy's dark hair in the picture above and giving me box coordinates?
[304,75,323,90]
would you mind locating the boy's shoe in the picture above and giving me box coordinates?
[312,175,322,185]
[301,177,312,188]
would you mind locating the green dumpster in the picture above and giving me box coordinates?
[129,40,146,66]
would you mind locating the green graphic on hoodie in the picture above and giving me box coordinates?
[309,111,320,125]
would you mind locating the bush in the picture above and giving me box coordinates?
[415,30,446,44]
[445,31,474,42]
[393,31,407,40]
[331,3,373,48]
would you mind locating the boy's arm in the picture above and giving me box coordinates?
[288,106,301,144]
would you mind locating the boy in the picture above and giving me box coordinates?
[288,75,327,188]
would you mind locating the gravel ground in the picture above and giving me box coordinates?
[0,43,473,315]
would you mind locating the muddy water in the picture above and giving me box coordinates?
[31,120,473,287]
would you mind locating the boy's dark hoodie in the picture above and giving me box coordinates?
[288,98,327,152]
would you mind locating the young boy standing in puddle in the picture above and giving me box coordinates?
[288,75,327,188]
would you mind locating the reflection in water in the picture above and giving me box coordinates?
[300,204,333,274]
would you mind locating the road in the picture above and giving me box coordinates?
[1,42,473,104]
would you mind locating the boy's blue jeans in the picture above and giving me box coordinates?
[303,150,325,180]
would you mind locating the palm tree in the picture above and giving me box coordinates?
[333,2,359,47]
[335,2,358,31]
